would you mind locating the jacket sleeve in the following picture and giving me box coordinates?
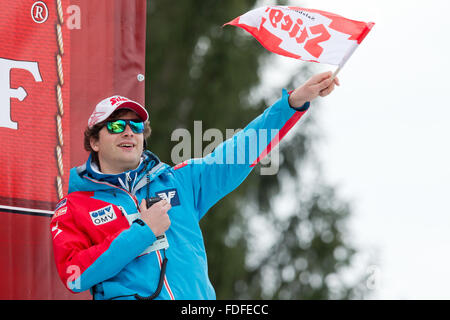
[174,89,310,219]
[50,197,156,293]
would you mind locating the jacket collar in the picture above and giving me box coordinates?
[85,154,150,192]
[69,150,169,195]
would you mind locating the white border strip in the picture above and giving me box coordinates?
[0,205,53,215]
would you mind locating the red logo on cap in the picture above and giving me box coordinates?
[110,97,129,106]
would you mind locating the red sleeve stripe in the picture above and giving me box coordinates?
[250,110,306,168]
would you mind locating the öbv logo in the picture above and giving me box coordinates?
[89,205,117,226]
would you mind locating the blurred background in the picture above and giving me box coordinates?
[146,0,450,299]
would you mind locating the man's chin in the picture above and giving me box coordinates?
[117,155,141,171]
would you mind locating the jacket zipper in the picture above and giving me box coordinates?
[83,176,140,211]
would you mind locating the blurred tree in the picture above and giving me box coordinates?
[146,0,369,299]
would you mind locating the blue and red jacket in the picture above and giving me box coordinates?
[50,90,309,299]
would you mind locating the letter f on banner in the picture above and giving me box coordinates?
[0,58,42,130]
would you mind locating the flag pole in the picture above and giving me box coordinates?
[331,66,341,81]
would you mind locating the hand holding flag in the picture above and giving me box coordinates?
[288,71,340,108]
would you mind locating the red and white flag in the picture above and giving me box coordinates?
[225,6,374,66]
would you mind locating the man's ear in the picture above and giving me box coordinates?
[90,137,99,152]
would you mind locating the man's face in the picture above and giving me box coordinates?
[90,110,144,174]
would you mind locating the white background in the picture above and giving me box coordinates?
[257,0,450,299]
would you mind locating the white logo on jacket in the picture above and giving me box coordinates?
[51,222,63,239]
[156,188,180,206]
[89,205,117,226]
[158,191,176,204]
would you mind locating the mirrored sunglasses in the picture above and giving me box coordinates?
[105,119,145,134]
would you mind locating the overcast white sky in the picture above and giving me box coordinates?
[255,0,450,299]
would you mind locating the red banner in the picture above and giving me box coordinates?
[0,0,146,299]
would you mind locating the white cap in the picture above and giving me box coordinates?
[87,95,149,128]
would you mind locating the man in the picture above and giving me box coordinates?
[50,71,339,300]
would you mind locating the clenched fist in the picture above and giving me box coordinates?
[139,199,171,237]
[288,71,340,109]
